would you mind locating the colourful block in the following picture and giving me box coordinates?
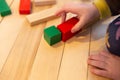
[0,0,11,17]
[44,25,61,46]
[19,0,31,14]
[57,17,80,42]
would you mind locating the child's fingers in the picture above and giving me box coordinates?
[61,12,67,23]
[99,51,112,58]
[55,4,72,16]
[90,67,110,78]
[88,59,107,69]
[55,8,64,16]
[88,53,108,62]
[71,17,84,33]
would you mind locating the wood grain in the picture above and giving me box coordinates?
[28,18,64,80]
[0,0,117,80]
[0,0,49,80]
[58,26,90,80]
[34,0,56,6]
[0,0,23,72]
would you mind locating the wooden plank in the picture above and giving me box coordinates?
[26,7,59,26]
[0,0,23,73]
[28,18,64,80]
[0,0,52,80]
[0,0,51,79]
[0,21,46,80]
[87,17,117,80]
[58,27,90,80]
[34,0,56,6]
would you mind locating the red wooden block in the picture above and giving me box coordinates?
[19,0,31,14]
[57,17,80,42]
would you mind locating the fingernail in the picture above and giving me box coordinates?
[71,30,75,33]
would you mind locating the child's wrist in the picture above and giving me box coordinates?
[91,3,100,20]
[93,0,111,19]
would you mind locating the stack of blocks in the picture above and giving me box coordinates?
[44,17,80,46]
[0,0,11,17]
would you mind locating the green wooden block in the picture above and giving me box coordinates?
[0,0,11,17]
[44,25,61,46]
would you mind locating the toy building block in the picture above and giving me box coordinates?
[57,17,80,42]
[34,0,56,6]
[19,0,31,14]
[0,0,11,17]
[44,25,61,46]
[26,7,58,26]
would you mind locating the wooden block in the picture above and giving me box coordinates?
[44,25,61,45]
[34,0,56,6]
[0,0,11,17]
[26,7,58,26]
[19,0,31,14]
[57,17,80,42]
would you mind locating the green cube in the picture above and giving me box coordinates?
[44,25,61,46]
[0,0,11,17]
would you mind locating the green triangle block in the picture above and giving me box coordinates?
[0,0,11,17]
[44,25,61,46]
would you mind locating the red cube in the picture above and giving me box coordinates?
[57,17,80,42]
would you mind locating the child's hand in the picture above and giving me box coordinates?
[55,2,100,33]
[88,51,120,80]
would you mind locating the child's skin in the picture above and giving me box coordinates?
[88,51,120,80]
[55,2,120,80]
[55,2,100,33]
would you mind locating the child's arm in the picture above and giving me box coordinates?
[93,0,120,19]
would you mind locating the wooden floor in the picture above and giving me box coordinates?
[0,0,117,80]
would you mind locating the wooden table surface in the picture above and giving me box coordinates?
[0,0,117,80]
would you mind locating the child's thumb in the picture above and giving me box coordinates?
[71,21,84,33]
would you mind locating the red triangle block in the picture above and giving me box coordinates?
[19,0,31,14]
[57,17,81,42]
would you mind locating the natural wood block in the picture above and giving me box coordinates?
[26,7,58,26]
[44,25,61,45]
[34,0,56,6]
[19,0,31,14]
[0,0,11,17]
[57,17,80,42]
